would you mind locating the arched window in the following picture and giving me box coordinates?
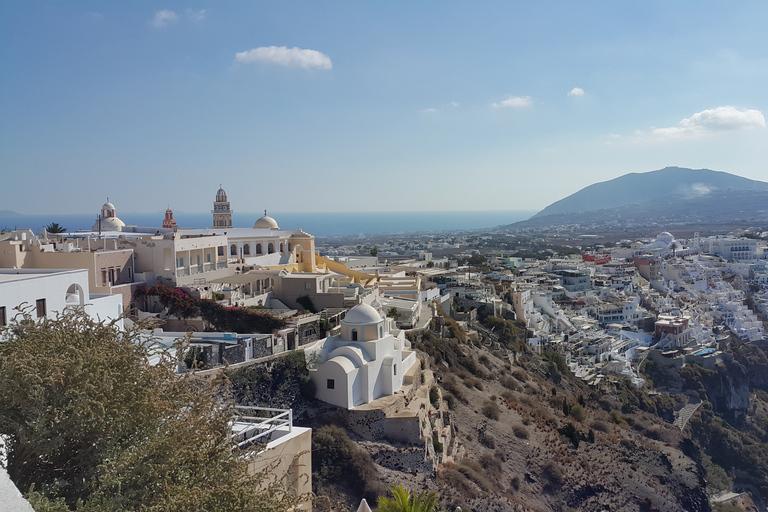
[65,283,85,308]
[279,242,284,253]
[351,329,358,341]
[268,243,274,254]
[256,243,262,254]
[288,242,292,252]
[230,244,237,256]
[243,244,250,255]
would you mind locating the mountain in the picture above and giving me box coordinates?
[533,167,768,219]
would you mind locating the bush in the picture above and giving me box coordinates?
[569,403,587,422]
[429,386,440,406]
[512,424,529,439]
[312,425,384,502]
[482,401,501,421]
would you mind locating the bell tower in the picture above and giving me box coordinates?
[211,185,233,228]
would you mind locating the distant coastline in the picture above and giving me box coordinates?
[0,210,536,237]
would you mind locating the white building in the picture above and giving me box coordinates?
[304,302,417,408]
[0,268,124,330]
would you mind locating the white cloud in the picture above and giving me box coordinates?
[650,106,765,139]
[235,46,332,70]
[450,101,459,107]
[568,87,584,97]
[421,108,438,114]
[492,96,532,108]
[151,10,178,28]
[186,9,206,21]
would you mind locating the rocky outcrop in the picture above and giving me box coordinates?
[680,360,750,420]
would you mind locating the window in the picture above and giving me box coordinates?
[256,243,262,254]
[351,329,358,341]
[127,267,133,280]
[305,282,311,291]
[268,243,274,254]
[231,244,237,256]
[102,270,108,285]
[36,299,46,318]
[243,244,250,255]
[218,246,224,256]
[176,258,184,269]
[394,365,397,375]
[206,253,211,263]
[327,379,335,389]
[109,268,116,285]
[0,306,6,327]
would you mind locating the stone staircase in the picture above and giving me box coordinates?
[673,395,702,430]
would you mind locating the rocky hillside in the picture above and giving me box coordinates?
[227,330,768,511]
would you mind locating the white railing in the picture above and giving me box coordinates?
[231,406,293,449]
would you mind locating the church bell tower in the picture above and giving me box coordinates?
[211,185,233,228]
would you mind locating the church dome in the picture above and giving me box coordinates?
[93,216,125,231]
[657,232,674,243]
[343,303,383,325]
[102,202,116,212]
[216,187,227,202]
[254,214,279,229]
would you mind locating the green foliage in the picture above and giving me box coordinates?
[701,453,732,493]
[610,410,627,425]
[296,295,317,313]
[228,351,315,408]
[544,350,568,375]
[184,346,207,369]
[0,310,304,511]
[558,422,586,448]
[387,307,400,319]
[569,403,587,422]
[134,284,285,333]
[377,484,440,512]
[45,222,67,233]
[468,254,487,267]
[481,316,528,351]
[429,386,439,405]
[311,425,385,503]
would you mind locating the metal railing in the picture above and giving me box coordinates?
[231,406,293,449]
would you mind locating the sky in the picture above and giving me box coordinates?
[1,1,767,215]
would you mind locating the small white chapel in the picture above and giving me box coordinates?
[304,301,418,409]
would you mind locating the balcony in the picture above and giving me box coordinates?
[230,406,293,449]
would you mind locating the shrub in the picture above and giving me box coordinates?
[480,433,497,449]
[312,425,384,502]
[429,386,439,406]
[512,424,529,439]
[569,403,587,422]
[541,460,565,490]
[482,401,501,421]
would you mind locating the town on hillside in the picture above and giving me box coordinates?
[2,187,768,511]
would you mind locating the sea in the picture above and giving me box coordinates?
[0,210,536,238]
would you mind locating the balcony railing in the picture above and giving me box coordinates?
[230,406,292,449]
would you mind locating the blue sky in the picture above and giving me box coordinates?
[2,1,767,215]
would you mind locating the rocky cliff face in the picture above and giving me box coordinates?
[680,360,750,421]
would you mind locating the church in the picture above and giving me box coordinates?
[303,301,418,409]
[177,186,319,273]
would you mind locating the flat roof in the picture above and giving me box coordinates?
[0,268,87,283]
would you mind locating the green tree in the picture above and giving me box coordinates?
[377,484,440,512]
[45,222,67,233]
[370,245,378,256]
[670,242,678,258]
[468,254,487,267]
[387,307,400,319]
[0,309,305,511]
